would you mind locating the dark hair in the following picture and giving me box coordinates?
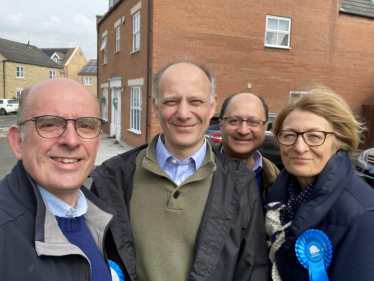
[152,57,216,105]
[219,93,269,121]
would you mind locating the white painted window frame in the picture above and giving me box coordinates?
[265,15,291,49]
[16,66,24,78]
[290,91,307,98]
[130,86,142,133]
[116,26,120,52]
[50,70,56,78]
[133,11,140,52]
[16,90,22,100]
[85,77,92,85]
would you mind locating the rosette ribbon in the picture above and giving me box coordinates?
[295,229,332,281]
[108,260,125,281]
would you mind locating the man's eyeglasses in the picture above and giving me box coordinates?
[19,115,106,139]
[276,130,335,146]
[222,117,267,128]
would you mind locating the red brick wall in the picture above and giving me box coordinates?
[98,0,149,147]
[99,0,374,147]
[150,0,374,139]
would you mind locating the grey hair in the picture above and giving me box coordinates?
[152,58,216,105]
[16,88,31,141]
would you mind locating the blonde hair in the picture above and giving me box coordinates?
[273,86,366,155]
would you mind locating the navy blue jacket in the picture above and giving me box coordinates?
[267,151,374,281]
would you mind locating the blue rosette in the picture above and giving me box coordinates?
[295,229,332,281]
[108,260,125,281]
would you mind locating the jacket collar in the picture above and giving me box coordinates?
[7,161,115,258]
[267,151,352,277]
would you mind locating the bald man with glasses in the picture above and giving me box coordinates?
[1,78,122,281]
[218,93,280,207]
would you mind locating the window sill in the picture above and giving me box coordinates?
[114,50,120,54]
[16,77,25,79]
[127,128,141,135]
[130,50,140,55]
[103,63,107,66]
[264,44,291,50]
[85,84,93,86]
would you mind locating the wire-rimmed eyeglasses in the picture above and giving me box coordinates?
[276,130,335,146]
[19,115,106,139]
[222,117,267,128]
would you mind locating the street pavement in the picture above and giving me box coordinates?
[0,113,370,187]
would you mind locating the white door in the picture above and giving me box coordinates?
[110,87,122,140]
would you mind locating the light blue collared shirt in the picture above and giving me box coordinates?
[37,185,88,218]
[220,146,263,172]
[155,134,207,185]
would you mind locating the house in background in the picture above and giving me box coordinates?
[41,46,87,84]
[96,0,374,147]
[78,59,98,97]
[0,38,62,99]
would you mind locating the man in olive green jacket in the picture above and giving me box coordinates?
[217,93,280,205]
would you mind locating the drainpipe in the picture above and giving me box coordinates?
[145,0,152,144]
[3,60,5,99]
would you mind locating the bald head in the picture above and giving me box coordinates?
[153,59,216,105]
[17,78,99,125]
[17,78,100,140]
[219,93,268,122]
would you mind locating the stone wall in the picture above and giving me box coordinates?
[3,61,62,99]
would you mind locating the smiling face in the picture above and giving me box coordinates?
[219,93,268,162]
[152,63,217,160]
[280,109,338,188]
[8,78,101,202]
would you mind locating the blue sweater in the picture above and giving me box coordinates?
[56,216,112,281]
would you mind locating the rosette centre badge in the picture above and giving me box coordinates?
[295,229,332,281]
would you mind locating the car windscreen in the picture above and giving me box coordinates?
[8,100,18,104]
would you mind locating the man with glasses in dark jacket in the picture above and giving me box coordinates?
[217,93,280,208]
[0,78,121,281]
[90,59,269,281]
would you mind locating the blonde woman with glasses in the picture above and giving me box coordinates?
[265,86,374,281]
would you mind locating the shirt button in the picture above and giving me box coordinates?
[173,191,180,199]
[172,159,177,164]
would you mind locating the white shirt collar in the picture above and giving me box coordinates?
[37,185,88,218]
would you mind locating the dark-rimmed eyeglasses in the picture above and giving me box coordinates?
[222,117,267,128]
[19,115,105,139]
[276,130,335,146]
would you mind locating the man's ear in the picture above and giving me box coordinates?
[152,98,160,119]
[7,125,23,160]
[210,95,219,119]
[265,121,269,131]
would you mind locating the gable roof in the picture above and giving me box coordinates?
[40,47,76,66]
[78,59,97,75]
[0,38,62,68]
[340,0,374,19]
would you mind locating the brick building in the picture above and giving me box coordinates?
[78,60,98,97]
[0,38,62,99]
[97,0,374,147]
[41,46,88,84]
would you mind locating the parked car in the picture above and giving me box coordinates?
[0,99,18,115]
[205,113,283,169]
[355,147,374,183]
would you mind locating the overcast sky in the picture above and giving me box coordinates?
[0,0,108,60]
